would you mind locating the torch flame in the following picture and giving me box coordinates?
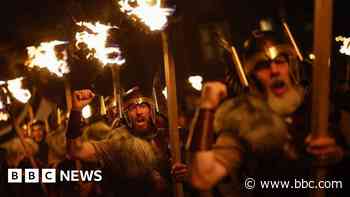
[188,75,203,91]
[0,98,9,121]
[25,40,69,77]
[335,36,350,56]
[162,86,167,99]
[118,0,174,31]
[75,21,125,66]
[82,104,92,119]
[0,77,31,104]
[0,99,4,109]
[6,77,32,103]
[0,111,9,121]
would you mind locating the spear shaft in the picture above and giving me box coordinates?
[311,1,333,197]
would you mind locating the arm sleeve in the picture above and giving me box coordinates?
[66,110,83,139]
[90,129,126,169]
[212,130,243,173]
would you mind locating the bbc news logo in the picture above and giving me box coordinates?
[8,169,102,183]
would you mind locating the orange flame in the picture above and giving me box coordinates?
[75,21,125,66]
[162,86,167,99]
[82,104,92,119]
[0,98,9,121]
[25,41,69,77]
[0,77,31,104]
[0,111,9,121]
[0,99,4,109]
[7,77,32,103]
[119,0,174,31]
[336,36,350,56]
[188,75,203,91]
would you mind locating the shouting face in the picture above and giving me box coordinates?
[254,55,291,97]
[254,55,303,115]
[127,103,152,134]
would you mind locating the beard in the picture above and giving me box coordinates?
[131,116,152,133]
[267,84,304,116]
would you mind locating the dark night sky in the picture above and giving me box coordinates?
[1,0,349,56]
[1,0,349,107]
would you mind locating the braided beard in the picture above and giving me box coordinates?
[267,85,304,116]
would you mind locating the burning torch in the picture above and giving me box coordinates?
[25,40,71,120]
[75,21,125,119]
[118,1,183,196]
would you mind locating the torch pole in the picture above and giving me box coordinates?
[57,107,62,126]
[153,86,160,113]
[282,20,304,62]
[27,104,34,136]
[100,96,107,116]
[310,0,333,197]
[230,46,249,88]
[111,65,123,118]
[161,31,184,197]
[152,71,161,113]
[64,78,72,113]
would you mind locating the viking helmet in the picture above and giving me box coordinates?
[122,86,156,129]
[243,30,302,87]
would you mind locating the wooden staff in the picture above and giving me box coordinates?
[281,19,304,62]
[161,31,184,197]
[186,44,250,150]
[100,96,107,115]
[64,79,72,113]
[230,46,249,88]
[152,86,160,113]
[111,65,123,118]
[216,35,249,89]
[152,71,161,113]
[311,1,333,197]
[57,107,62,125]
[27,104,34,136]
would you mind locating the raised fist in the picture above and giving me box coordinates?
[72,89,95,111]
[200,82,227,110]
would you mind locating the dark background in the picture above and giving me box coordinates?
[0,0,349,108]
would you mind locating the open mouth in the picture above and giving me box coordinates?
[270,80,287,96]
[272,80,285,89]
[136,117,146,124]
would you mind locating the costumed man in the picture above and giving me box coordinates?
[188,30,347,197]
[31,120,49,166]
[66,87,188,197]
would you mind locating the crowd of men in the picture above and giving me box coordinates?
[0,29,349,197]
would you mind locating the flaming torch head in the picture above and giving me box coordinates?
[82,105,93,119]
[118,0,174,31]
[75,21,125,66]
[25,41,69,77]
[188,76,203,91]
[6,77,32,103]
[0,98,9,121]
[162,87,167,99]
